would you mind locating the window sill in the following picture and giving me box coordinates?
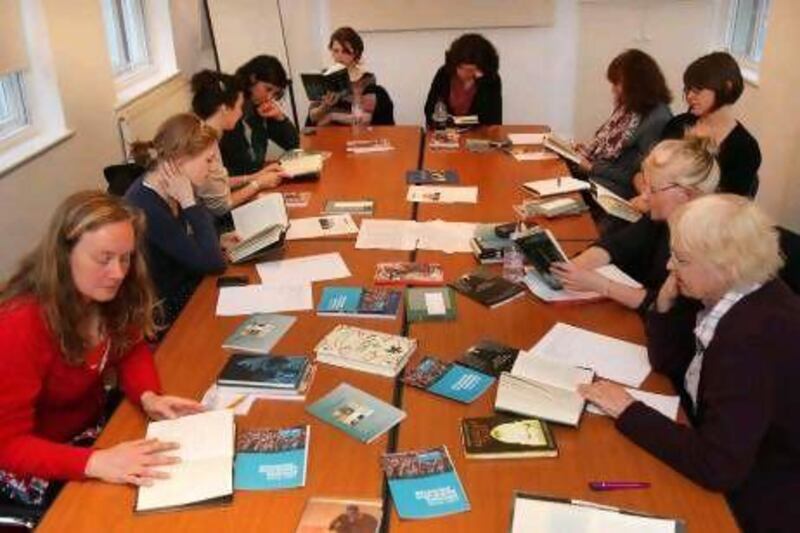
[0,128,75,178]
[114,67,181,110]
[741,66,760,88]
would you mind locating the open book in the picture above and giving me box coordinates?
[514,227,569,290]
[229,193,288,264]
[136,410,234,513]
[279,152,324,181]
[495,354,594,427]
[543,133,583,164]
[300,64,350,101]
[591,181,643,223]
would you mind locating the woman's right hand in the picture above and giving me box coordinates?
[322,91,339,108]
[161,160,196,208]
[254,163,286,189]
[84,438,180,486]
[656,272,680,313]
[629,194,650,213]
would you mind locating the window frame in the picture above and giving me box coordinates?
[723,0,771,83]
[0,72,29,141]
[102,0,151,79]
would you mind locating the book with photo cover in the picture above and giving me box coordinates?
[306,383,406,443]
[300,64,351,101]
[313,324,417,377]
[402,356,494,404]
[234,425,309,490]
[450,269,525,308]
[222,313,297,354]
[459,340,520,377]
[316,286,401,319]
[406,169,459,185]
[405,287,457,322]
[216,354,309,390]
[295,497,382,533]
[381,445,470,520]
[513,227,569,290]
[460,415,557,459]
[374,262,444,286]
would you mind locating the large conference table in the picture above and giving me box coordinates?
[37,126,739,532]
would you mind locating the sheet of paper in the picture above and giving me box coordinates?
[286,214,359,240]
[201,385,257,416]
[256,252,351,285]
[424,292,447,315]
[416,220,477,254]
[587,388,680,421]
[529,322,651,387]
[512,151,559,162]
[508,133,547,145]
[523,177,591,197]
[355,219,418,250]
[406,185,478,204]
[216,283,312,316]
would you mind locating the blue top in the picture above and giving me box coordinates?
[125,177,226,329]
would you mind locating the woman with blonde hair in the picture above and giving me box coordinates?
[0,191,202,514]
[552,136,719,311]
[581,194,800,532]
[125,113,230,329]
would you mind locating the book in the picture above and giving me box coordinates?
[295,497,382,533]
[510,492,685,532]
[210,363,316,403]
[307,383,406,443]
[323,199,374,216]
[495,354,595,427]
[505,145,558,162]
[282,191,311,209]
[458,339,520,377]
[316,286,401,319]
[402,356,495,403]
[234,425,309,490]
[229,193,288,263]
[406,185,478,204]
[591,181,643,223]
[381,445,469,519]
[543,133,583,164]
[452,115,479,126]
[345,138,395,154]
[300,64,350,101]
[522,264,642,304]
[460,415,557,459]
[507,133,547,145]
[522,176,591,197]
[286,214,359,240]
[374,262,444,286]
[513,196,589,219]
[221,313,297,354]
[428,130,460,150]
[279,152,323,181]
[469,223,514,264]
[217,354,310,390]
[514,227,569,290]
[405,287,457,322]
[135,410,234,512]
[406,169,459,185]
[314,324,417,378]
[450,269,525,308]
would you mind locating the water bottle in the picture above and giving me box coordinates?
[502,244,525,283]
[432,99,448,131]
[351,94,363,135]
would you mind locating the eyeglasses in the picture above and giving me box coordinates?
[647,183,682,195]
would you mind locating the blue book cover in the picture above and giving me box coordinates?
[317,286,363,315]
[234,425,309,490]
[381,446,470,519]
[403,356,494,403]
[217,354,309,389]
[306,383,406,443]
[356,288,402,318]
[406,169,459,184]
[318,287,401,319]
[222,313,297,354]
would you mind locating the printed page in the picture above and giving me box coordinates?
[231,193,287,241]
[216,283,313,316]
[356,219,418,250]
[256,252,351,284]
[496,373,585,426]
[511,352,594,390]
[406,185,479,204]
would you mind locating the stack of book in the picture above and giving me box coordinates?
[469,222,516,264]
[314,324,417,377]
[216,353,315,402]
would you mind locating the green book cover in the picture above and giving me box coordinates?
[404,287,457,322]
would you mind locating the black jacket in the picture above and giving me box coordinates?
[423,65,502,126]
[219,104,300,176]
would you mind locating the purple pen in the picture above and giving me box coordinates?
[589,481,651,491]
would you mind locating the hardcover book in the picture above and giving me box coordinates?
[405,287,457,322]
[313,324,417,377]
[402,356,494,404]
[217,354,309,390]
[381,445,470,520]
[405,169,459,185]
[222,313,297,354]
[306,383,406,443]
[450,270,525,308]
[234,425,309,490]
[460,415,557,459]
[316,286,401,319]
[459,340,520,377]
[295,497,382,533]
[374,262,444,286]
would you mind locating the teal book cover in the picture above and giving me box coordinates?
[405,287,457,322]
[317,286,363,315]
[234,425,309,490]
[306,383,406,443]
[403,356,494,403]
[222,313,297,354]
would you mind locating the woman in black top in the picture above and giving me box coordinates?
[424,33,502,126]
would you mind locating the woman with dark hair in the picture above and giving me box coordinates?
[0,191,202,516]
[574,49,672,199]
[219,55,300,177]
[424,33,502,126]
[190,70,286,217]
[307,27,394,126]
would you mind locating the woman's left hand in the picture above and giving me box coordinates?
[220,232,242,254]
[141,392,205,421]
[550,262,606,293]
[578,381,635,419]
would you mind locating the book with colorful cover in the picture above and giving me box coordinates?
[313,325,417,377]
[450,270,525,308]
[216,354,309,390]
[381,445,469,519]
[459,340,520,377]
[221,313,297,354]
[402,356,494,404]
[295,497,382,533]
[316,286,401,319]
[374,262,444,286]
[460,415,557,459]
[234,425,309,490]
[406,169,459,185]
[306,383,406,443]
[405,287,457,322]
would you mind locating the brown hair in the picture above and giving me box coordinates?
[329,26,364,62]
[683,51,744,109]
[129,113,218,170]
[445,33,499,77]
[607,49,672,115]
[1,191,157,365]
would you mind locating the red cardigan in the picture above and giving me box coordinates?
[0,297,161,481]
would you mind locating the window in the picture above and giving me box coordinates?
[101,0,150,77]
[0,72,28,140]
[725,0,771,67]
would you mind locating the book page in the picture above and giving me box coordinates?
[281,154,323,177]
[495,373,585,427]
[216,283,313,316]
[356,219,419,250]
[508,133,547,145]
[256,253,351,285]
[511,352,594,391]
[406,185,478,204]
[231,193,287,241]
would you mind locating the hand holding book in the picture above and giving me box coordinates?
[549,261,610,295]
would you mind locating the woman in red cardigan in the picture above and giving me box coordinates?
[0,191,203,509]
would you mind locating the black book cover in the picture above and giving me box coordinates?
[458,339,519,377]
[217,354,309,389]
[450,270,524,307]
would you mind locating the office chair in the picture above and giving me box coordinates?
[103,163,145,197]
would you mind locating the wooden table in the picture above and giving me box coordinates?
[37,126,738,533]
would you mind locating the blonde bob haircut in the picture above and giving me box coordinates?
[669,194,784,289]
[643,135,720,193]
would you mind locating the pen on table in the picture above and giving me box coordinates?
[225,395,246,411]
[589,481,651,491]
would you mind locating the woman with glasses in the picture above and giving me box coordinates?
[219,55,300,177]
[580,194,800,533]
[551,136,718,311]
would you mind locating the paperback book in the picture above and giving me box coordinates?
[522,176,590,197]
[282,191,311,209]
[316,286,401,319]
[543,133,583,164]
[322,199,374,216]
[405,287,457,322]
[234,425,309,490]
[300,64,350,101]
[374,262,444,286]
[217,354,309,390]
[458,340,520,377]
[295,497,382,533]
[460,415,557,459]
[405,169,459,185]
[402,356,495,404]
[221,313,297,354]
[229,193,288,263]
[314,324,417,377]
[513,227,569,290]
[345,138,395,154]
[279,152,323,181]
[450,269,525,308]
[591,181,643,223]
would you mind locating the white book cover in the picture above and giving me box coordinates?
[280,153,323,178]
[406,185,478,204]
[523,177,590,197]
[314,324,416,375]
[286,214,359,240]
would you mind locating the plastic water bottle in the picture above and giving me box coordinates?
[432,99,448,131]
[351,95,363,135]
[502,244,525,283]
